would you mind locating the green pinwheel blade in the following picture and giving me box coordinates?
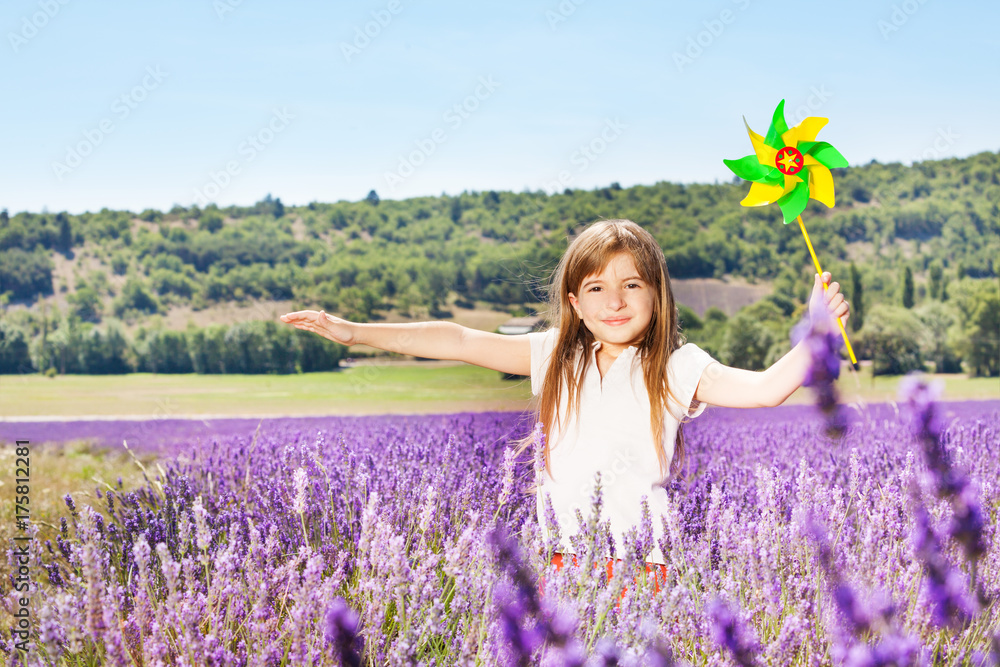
[804,141,849,169]
[760,168,784,186]
[764,100,789,150]
[776,180,810,224]
[723,155,772,182]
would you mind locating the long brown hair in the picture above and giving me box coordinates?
[526,219,689,480]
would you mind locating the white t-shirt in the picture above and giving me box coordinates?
[527,327,717,565]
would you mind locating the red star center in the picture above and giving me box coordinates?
[775,146,804,176]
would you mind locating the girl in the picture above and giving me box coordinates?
[279,218,849,571]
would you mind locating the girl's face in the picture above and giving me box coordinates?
[568,252,656,355]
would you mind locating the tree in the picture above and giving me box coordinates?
[858,306,925,376]
[677,304,703,333]
[719,313,775,371]
[450,197,462,224]
[949,279,1000,377]
[366,190,380,206]
[0,209,8,226]
[0,320,34,374]
[928,261,943,300]
[199,211,224,233]
[49,314,87,374]
[294,325,343,371]
[914,302,962,373]
[0,248,54,301]
[67,285,104,323]
[963,294,1000,377]
[849,262,864,332]
[113,278,161,318]
[222,322,267,374]
[188,324,226,374]
[339,286,379,321]
[79,324,132,374]
[139,328,193,373]
[56,213,73,253]
[902,266,914,308]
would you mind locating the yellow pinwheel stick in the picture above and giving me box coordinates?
[795,214,858,365]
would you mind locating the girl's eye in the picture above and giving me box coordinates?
[588,286,601,292]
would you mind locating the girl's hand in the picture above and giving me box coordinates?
[809,272,850,328]
[279,310,357,346]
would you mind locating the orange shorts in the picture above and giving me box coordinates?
[548,553,669,598]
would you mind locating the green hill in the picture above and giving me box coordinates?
[1,152,997,377]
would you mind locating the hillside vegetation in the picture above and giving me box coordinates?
[0,151,997,377]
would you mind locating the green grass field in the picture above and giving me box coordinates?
[0,363,534,418]
[0,362,995,419]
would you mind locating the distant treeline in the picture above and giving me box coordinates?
[0,318,342,376]
[1,151,998,376]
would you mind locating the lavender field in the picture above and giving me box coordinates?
[2,395,999,666]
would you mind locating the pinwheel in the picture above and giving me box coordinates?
[724,99,857,365]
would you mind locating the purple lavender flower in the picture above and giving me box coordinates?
[898,375,966,496]
[708,596,761,667]
[901,374,988,594]
[950,483,987,563]
[843,633,920,667]
[323,597,363,667]
[831,583,871,637]
[805,517,871,636]
[791,292,846,438]
[488,525,579,665]
[642,637,682,667]
[496,581,546,666]
[912,505,976,628]
[898,374,944,441]
[589,637,622,666]
[9,404,999,663]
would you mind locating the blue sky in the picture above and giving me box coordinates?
[3,0,998,214]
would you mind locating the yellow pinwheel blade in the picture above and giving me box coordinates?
[744,117,777,166]
[782,116,828,147]
[805,156,835,207]
[740,175,800,207]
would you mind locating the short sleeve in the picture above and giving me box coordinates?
[665,343,718,421]
[527,328,559,396]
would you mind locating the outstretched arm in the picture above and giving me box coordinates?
[693,272,849,409]
[279,310,532,376]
